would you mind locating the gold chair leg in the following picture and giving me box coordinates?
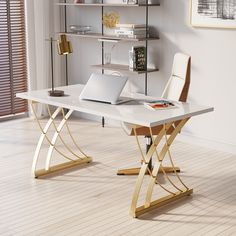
[129,119,192,218]
[30,101,92,178]
[117,124,180,176]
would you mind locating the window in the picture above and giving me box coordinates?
[0,0,28,118]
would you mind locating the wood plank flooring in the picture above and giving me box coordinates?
[0,118,236,236]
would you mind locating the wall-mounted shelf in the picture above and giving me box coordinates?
[91,64,159,74]
[61,32,159,42]
[58,0,160,126]
[56,3,160,7]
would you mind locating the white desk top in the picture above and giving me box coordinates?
[17,84,214,127]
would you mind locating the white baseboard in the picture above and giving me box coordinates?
[74,112,236,155]
[177,132,236,155]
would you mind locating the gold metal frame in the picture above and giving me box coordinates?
[130,118,193,218]
[29,100,192,217]
[30,101,92,178]
[117,166,180,175]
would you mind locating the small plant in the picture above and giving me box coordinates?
[102,12,120,28]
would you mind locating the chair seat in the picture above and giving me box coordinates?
[122,122,175,136]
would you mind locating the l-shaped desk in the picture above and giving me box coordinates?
[17,84,213,218]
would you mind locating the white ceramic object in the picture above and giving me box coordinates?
[69,25,92,34]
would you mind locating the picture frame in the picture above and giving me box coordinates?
[190,0,236,29]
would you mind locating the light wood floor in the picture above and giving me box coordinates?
[1,118,236,236]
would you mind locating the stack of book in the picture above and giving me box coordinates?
[115,24,149,39]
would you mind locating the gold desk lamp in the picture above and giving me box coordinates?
[48,34,73,97]
[58,34,73,55]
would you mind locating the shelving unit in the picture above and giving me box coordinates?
[57,0,160,126]
[56,3,160,7]
[91,64,159,74]
[61,32,159,42]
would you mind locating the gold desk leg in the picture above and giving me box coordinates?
[35,157,92,178]
[117,166,180,176]
[30,101,92,178]
[134,189,193,218]
[129,119,191,218]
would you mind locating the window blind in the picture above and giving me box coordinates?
[0,0,28,118]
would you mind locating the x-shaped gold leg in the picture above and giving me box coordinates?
[30,101,92,178]
[130,118,193,218]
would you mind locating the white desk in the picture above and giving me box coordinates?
[17,84,213,218]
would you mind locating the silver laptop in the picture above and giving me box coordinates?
[79,73,129,105]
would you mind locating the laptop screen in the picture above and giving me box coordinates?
[79,73,128,104]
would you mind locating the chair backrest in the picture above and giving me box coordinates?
[161,53,191,102]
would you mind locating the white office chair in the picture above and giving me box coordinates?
[118,53,191,175]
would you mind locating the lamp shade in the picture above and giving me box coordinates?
[57,34,72,55]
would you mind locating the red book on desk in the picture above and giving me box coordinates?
[144,100,176,110]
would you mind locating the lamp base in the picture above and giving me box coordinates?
[48,90,65,97]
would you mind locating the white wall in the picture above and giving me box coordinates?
[159,0,236,152]
[25,0,235,153]
[65,0,236,153]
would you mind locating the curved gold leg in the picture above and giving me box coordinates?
[61,108,89,158]
[145,119,189,208]
[150,127,183,193]
[130,123,173,217]
[45,108,74,170]
[45,106,89,170]
[130,118,193,218]
[30,101,92,178]
[163,125,189,190]
[31,102,61,176]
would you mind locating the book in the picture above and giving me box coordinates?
[129,46,146,71]
[115,34,148,39]
[126,0,160,4]
[118,27,149,32]
[116,24,146,29]
[127,0,137,4]
[143,100,176,110]
[115,29,148,36]
[127,34,148,39]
